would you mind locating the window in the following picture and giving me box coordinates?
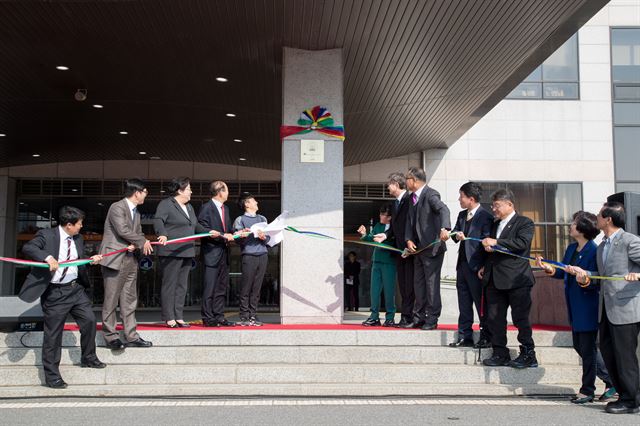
[478,182,583,261]
[507,34,579,100]
[611,28,640,191]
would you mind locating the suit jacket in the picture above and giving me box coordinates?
[385,191,412,250]
[482,213,535,290]
[404,185,451,257]
[551,241,600,332]
[19,227,90,303]
[154,197,207,258]
[596,229,640,325]
[99,198,147,270]
[198,199,232,267]
[451,206,493,272]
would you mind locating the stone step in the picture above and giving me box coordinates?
[0,382,591,399]
[0,364,584,387]
[0,346,580,367]
[0,329,573,348]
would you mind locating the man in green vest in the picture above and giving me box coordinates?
[358,204,397,327]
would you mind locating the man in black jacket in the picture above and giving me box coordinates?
[198,180,236,326]
[20,206,105,389]
[403,167,451,330]
[443,182,493,348]
[480,189,537,368]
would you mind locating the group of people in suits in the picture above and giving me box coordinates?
[19,177,271,389]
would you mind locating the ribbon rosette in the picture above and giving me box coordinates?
[280,106,345,141]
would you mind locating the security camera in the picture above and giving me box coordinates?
[74,89,87,101]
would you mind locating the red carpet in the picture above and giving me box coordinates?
[62,323,570,332]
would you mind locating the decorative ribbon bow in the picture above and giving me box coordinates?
[280,106,345,141]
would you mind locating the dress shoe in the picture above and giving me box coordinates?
[421,323,438,331]
[249,317,263,327]
[397,318,411,328]
[448,338,474,347]
[218,319,236,327]
[473,338,492,349]
[166,321,178,328]
[362,318,381,327]
[570,393,594,404]
[482,354,511,367]
[605,401,640,414]
[382,319,396,327]
[176,321,191,328]
[45,378,68,389]
[81,359,107,369]
[509,345,538,369]
[399,321,423,329]
[239,318,252,326]
[106,339,125,350]
[126,338,153,348]
[599,387,617,402]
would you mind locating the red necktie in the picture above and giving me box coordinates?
[220,204,227,232]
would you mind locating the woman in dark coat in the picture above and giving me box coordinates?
[344,251,361,311]
[536,211,615,403]
[154,177,218,327]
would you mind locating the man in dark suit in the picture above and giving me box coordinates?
[443,182,493,348]
[480,189,537,368]
[402,167,451,330]
[100,178,154,350]
[375,172,414,327]
[198,180,236,326]
[20,206,105,389]
[577,202,640,414]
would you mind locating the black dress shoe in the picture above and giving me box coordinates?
[382,319,396,327]
[509,345,538,369]
[126,338,153,347]
[399,321,424,329]
[482,354,511,367]
[397,318,411,327]
[81,359,107,369]
[421,323,438,331]
[570,394,594,404]
[106,339,125,350]
[449,338,474,347]
[45,378,68,389]
[473,338,492,349]
[362,318,381,327]
[605,401,640,414]
[176,321,191,328]
[218,319,236,327]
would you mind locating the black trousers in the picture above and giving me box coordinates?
[572,330,613,396]
[413,251,444,325]
[485,282,534,358]
[201,252,230,322]
[160,256,192,322]
[345,283,359,310]
[456,260,486,340]
[239,254,268,320]
[599,307,640,407]
[41,282,97,383]
[396,255,415,321]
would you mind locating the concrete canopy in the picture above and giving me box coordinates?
[0,0,608,170]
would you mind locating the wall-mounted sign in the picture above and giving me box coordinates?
[301,139,324,163]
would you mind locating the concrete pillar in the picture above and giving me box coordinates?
[281,48,344,324]
[0,176,18,295]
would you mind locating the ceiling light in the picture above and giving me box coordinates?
[216,77,228,82]
[71,189,78,192]
[226,113,236,118]
[139,151,147,155]
[150,156,161,160]
[0,133,6,137]
[19,202,24,205]
[32,154,40,158]
[92,104,103,109]
[97,202,104,206]
[233,138,242,142]
[43,211,48,214]
[239,157,246,161]
[119,131,128,135]
[56,66,69,71]
[160,190,166,193]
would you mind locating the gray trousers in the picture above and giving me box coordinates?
[239,254,268,320]
[160,256,192,321]
[413,251,444,325]
[101,255,140,343]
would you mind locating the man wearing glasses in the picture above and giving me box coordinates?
[100,178,154,350]
[402,167,451,330]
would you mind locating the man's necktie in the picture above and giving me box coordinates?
[466,210,474,221]
[411,193,418,206]
[58,237,72,282]
[221,204,227,232]
[394,199,400,213]
[602,237,611,264]
[132,207,137,221]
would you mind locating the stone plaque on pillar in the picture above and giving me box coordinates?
[281,48,344,324]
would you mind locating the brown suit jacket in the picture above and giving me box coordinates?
[99,198,147,270]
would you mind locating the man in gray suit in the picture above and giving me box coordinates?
[577,202,640,414]
[100,178,154,350]
[402,167,451,330]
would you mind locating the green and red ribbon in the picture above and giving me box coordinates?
[280,106,345,141]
